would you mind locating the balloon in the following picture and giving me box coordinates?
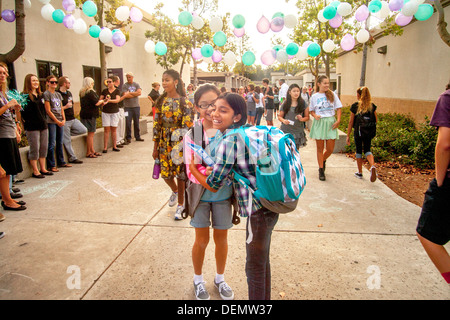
[374,1,391,20]
[329,14,342,28]
[389,0,404,11]
[191,16,204,29]
[284,14,297,29]
[63,14,75,29]
[286,43,299,56]
[82,1,97,17]
[307,43,321,57]
[260,50,277,66]
[323,6,337,19]
[223,51,237,66]
[242,51,256,66]
[115,6,129,22]
[144,40,155,53]
[213,31,227,47]
[233,27,245,37]
[257,15,271,34]
[41,4,55,21]
[99,28,113,44]
[62,0,76,12]
[24,0,32,9]
[273,45,284,52]
[178,11,193,26]
[155,42,168,56]
[52,9,65,23]
[130,7,143,23]
[89,25,101,38]
[112,31,126,47]
[296,47,308,60]
[73,18,87,34]
[330,1,341,8]
[232,14,245,29]
[192,48,202,60]
[395,12,412,26]
[340,34,355,51]
[355,5,370,21]
[322,39,335,53]
[276,50,289,64]
[272,12,284,19]
[414,3,433,21]
[302,41,312,49]
[318,9,328,23]
[212,50,223,63]
[271,17,284,32]
[201,44,214,58]
[356,29,370,43]
[337,2,352,16]
[368,0,382,13]
[1,10,16,23]
[401,0,419,16]
[210,16,223,32]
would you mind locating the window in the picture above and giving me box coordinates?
[36,60,62,92]
[82,65,101,95]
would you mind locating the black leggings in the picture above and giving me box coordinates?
[354,133,373,158]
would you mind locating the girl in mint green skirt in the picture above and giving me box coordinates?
[309,75,342,181]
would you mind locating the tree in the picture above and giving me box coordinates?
[0,0,25,64]
[435,0,450,47]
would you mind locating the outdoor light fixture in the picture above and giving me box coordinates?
[377,45,387,54]
[105,46,113,54]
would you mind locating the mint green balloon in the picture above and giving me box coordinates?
[178,11,193,26]
[201,44,214,58]
[213,31,227,47]
[232,14,246,28]
[286,43,299,56]
[82,1,97,17]
[307,43,321,57]
[272,12,284,19]
[52,9,65,23]
[89,25,101,38]
[323,6,337,19]
[242,51,255,66]
[414,4,433,21]
[368,0,382,13]
[155,42,168,56]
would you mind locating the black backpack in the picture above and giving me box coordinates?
[356,109,377,138]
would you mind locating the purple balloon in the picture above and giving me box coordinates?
[260,50,277,66]
[192,48,202,60]
[270,17,284,32]
[389,0,404,11]
[212,50,223,63]
[112,31,126,47]
[355,5,370,22]
[329,14,342,28]
[340,34,355,51]
[257,15,271,34]
[395,12,412,26]
[1,9,15,23]
[233,28,245,38]
[63,14,76,29]
[62,0,76,12]
[129,7,143,23]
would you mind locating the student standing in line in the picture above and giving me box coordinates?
[309,75,342,181]
[184,84,235,300]
[346,86,378,181]
[245,84,259,126]
[262,79,274,126]
[100,77,122,153]
[416,81,450,285]
[254,86,265,126]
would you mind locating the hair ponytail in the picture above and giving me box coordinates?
[316,75,335,103]
[356,86,373,114]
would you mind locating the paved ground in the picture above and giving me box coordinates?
[0,119,449,300]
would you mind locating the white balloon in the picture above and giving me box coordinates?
[296,46,308,60]
[73,19,87,34]
[145,40,155,53]
[337,2,352,17]
[210,16,223,33]
[223,51,237,66]
[39,0,51,4]
[24,0,32,9]
[41,3,55,21]
[318,9,328,23]
[374,1,390,20]
[191,16,205,30]
[323,39,335,53]
[284,14,297,29]
[277,50,289,63]
[401,0,419,16]
[115,6,130,22]
[356,29,370,43]
[99,28,113,44]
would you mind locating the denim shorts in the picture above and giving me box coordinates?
[248,110,256,117]
[190,200,233,230]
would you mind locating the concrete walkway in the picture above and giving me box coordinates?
[0,118,448,300]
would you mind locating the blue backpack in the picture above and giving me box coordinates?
[224,125,306,213]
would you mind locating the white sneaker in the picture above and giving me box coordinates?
[214,280,235,300]
[194,281,210,300]
[168,192,178,207]
[174,205,183,221]
[370,166,377,182]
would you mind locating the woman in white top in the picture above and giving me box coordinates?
[309,75,342,181]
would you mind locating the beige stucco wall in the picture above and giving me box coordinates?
[336,6,450,124]
[0,0,190,116]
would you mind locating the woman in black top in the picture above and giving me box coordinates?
[148,82,160,119]
[20,74,52,178]
[100,77,121,153]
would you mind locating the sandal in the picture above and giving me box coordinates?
[86,154,97,158]
[50,167,59,172]
[94,152,102,157]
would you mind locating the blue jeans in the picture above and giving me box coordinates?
[255,108,264,125]
[246,208,279,300]
[47,123,66,168]
[63,119,87,161]
[125,107,141,141]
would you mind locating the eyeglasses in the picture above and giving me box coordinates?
[106,81,112,83]
[198,101,216,109]
[49,81,58,84]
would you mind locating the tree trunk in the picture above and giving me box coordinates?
[98,0,107,90]
[359,44,368,87]
[435,0,450,47]
[0,0,25,64]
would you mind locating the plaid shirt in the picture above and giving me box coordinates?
[206,127,262,218]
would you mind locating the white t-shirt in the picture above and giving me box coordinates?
[309,92,342,118]
[279,83,289,100]
[256,93,264,109]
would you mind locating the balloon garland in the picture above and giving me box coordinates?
[4,0,437,66]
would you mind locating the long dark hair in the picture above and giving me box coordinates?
[194,84,220,107]
[155,69,187,112]
[281,83,305,115]
[217,92,247,128]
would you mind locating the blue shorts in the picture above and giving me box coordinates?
[248,110,256,117]
[190,200,233,230]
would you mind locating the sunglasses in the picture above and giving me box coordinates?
[106,81,112,83]
[48,81,58,84]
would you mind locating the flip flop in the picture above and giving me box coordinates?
[50,167,59,172]
[94,152,102,157]
[86,154,97,158]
